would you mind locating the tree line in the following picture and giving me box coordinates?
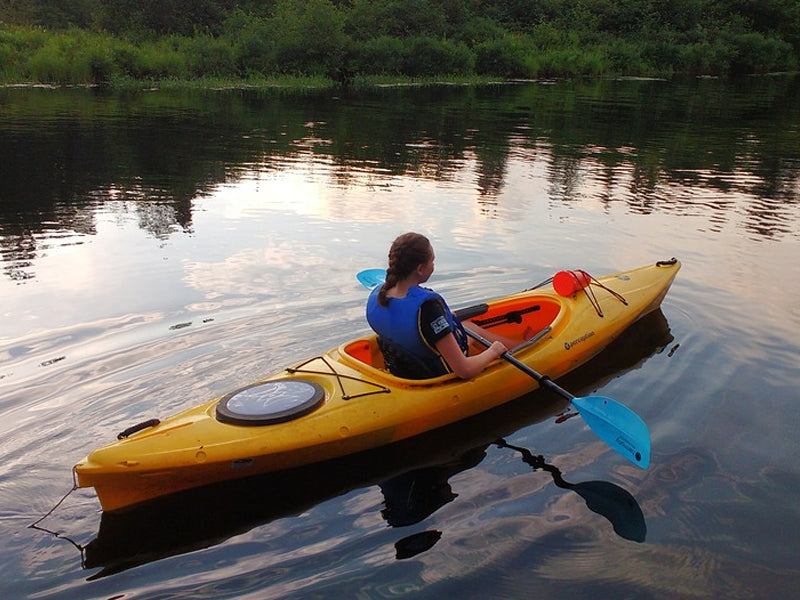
[1,0,798,85]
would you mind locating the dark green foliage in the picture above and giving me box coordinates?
[346,0,449,40]
[0,0,98,28]
[351,36,405,75]
[95,0,233,36]
[222,11,276,76]
[474,37,529,77]
[722,31,795,74]
[182,35,237,77]
[1,0,798,84]
[269,0,348,75]
[401,37,474,76]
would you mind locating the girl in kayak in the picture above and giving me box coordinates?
[366,232,516,379]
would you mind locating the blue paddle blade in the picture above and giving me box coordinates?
[357,268,386,290]
[571,396,651,469]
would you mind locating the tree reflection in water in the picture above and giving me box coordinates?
[2,77,799,283]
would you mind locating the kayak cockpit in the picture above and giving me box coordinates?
[460,295,561,344]
[342,295,563,372]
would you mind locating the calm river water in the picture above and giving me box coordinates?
[1,76,799,599]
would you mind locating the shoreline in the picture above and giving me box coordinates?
[3,72,797,93]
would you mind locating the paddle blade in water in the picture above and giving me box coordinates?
[572,396,651,469]
[357,269,386,290]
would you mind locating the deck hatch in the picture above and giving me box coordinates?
[215,380,325,425]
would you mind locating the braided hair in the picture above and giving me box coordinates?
[377,232,432,306]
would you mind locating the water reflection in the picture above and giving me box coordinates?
[497,440,646,543]
[80,438,644,578]
[2,76,799,283]
[67,309,671,578]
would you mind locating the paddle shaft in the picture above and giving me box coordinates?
[467,323,651,470]
[464,329,574,402]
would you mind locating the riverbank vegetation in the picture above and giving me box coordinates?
[1,0,798,86]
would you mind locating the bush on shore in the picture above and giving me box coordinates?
[1,0,798,86]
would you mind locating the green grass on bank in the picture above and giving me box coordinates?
[1,22,797,88]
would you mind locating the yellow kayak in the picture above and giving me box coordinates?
[74,259,680,512]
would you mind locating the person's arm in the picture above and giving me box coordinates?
[435,333,507,379]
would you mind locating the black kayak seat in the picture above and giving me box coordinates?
[377,336,448,380]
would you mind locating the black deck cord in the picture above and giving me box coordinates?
[582,279,605,317]
[117,418,160,440]
[28,467,86,565]
[579,272,629,318]
[523,274,616,317]
[525,276,554,291]
[588,275,628,305]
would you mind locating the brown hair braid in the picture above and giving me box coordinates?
[377,232,432,306]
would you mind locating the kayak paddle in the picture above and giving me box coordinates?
[356,268,651,469]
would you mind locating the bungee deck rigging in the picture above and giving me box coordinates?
[286,354,391,401]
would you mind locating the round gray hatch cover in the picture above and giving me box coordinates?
[215,380,325,425]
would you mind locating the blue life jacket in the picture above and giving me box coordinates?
[366,285,468,378]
